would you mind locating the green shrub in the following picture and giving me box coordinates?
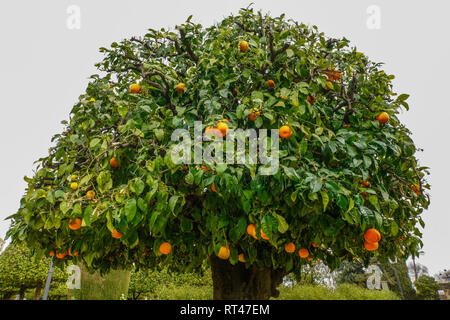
[275,284,400,300]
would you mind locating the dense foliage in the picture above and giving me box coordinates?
[0,243,66,299]
[6,6,429,277]
[414,275,440,300]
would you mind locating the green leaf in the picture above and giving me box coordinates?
[134,179,145,196]
[320,191,329,211]
[391,221,399,236]
[96,171,112,193]
[124,198,137,222]
[169,195,179,214]
[117,105,128,118]
[148,211,161,232]
[286,48,294,58]
[273,213,289,233]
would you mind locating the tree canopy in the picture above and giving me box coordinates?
[6,6,430,291]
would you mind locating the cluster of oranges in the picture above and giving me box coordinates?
[364,228,381,251]
[205,120,229,138]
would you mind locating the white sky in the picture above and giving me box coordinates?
[0,0,448,275]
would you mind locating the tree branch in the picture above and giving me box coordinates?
[178,28,198,63]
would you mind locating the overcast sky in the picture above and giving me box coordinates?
[0,0,448,276]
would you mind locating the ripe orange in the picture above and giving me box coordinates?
[159,242,172,255]
[364,241,378,251]
[239,40,249,52]
[364,228,381,243]
[248,108,261,121]
[217,122,229,137]
[110,157,119,168]
[130,83,141,94]
[279,126,292,139]
[307,256,312,261]
[211,185,217,193]
[56,252,67,259]
[205,126,222,138]
[218,245,230,260]
[68,248,79,256]
[307,95,316,104]
[260,229,270,240]
[246,224,257,239]
[69,218,82,230]
[412,184,420,195]
[298,248,309,258]
[376,112,390,124]
[175,83,186,94]
[361,180,371,187]
[312,242,319,248]
[111,228,122,239]
[324,67,342,81]
[267,80,275,88]
[86,190,95,200]
[70,182,78,191]
[238,253,246,263]
[284,242,296,253]
[49,251,55,257]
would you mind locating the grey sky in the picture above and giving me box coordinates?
[0,0,448,276]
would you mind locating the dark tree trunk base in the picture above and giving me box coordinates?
[209,255,286,300]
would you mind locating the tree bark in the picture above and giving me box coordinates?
[34,282,43,300]
[209,255,286,300]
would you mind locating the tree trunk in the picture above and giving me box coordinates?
[16,287,26,300]
[412,256,418,282]
[34,282,43,300]
[209,255,286,300]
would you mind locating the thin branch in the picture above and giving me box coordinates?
[178,28,198,63]
[268,24,289,62]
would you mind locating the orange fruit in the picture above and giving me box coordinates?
[218,245,230,260]
[69,218,82,230]
[364,228,381,243]
[175,83,186,94]
[325,81,333,91]
[260,229,270,240]
[239,40,249,52]
[70,182,78,191]
[376,112,390,124]
[86,190,95,200]
[201,165,209,172]
[56,252,67,259]
[248,108,261,121]
[111,228,122,239]
[364,241,378,251]
[205,126,222,138]
[130,83,141,94]
[312,242,319,248]
[324,67,342,81]
[110,157,119,168]
[412,184,420,195]
[68,248,79,256]
[246,224,257,239]
[217,122,229,137]
[361,180,371,187]
[298,248,309,258]
[238,253,246,263]
[267,80,275,88]
[284,242,296,253]
[49,251,55,257]
[211,185,217,193]
[307,95,316,104]
[159,242,172,255]
[279,126,292,139]
[307,256,312,261]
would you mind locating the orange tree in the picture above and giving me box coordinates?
[6,7,430,299]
